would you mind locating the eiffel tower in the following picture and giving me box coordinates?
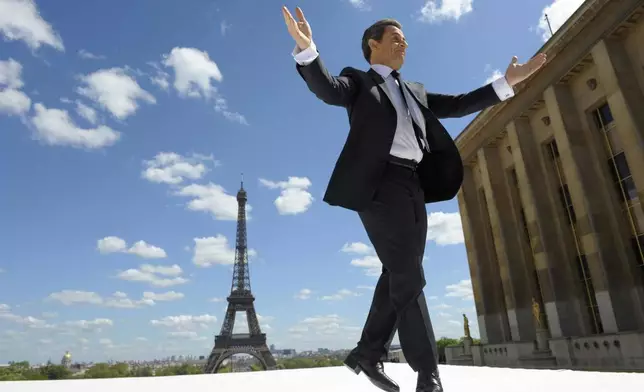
[204,178,277,373]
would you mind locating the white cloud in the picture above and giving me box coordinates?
[220,21,231,36]
[537,0,584,41]
[259,177,314,215]
[350,255,381,277]
[142,152,218,185]
[357,285,375,291]
[0,0,64,51]
[484,69,503,85]
[340,241,382,277]
[214,95,248,125]
[162,47,222,99]
[294,288,312,300]
[231,314,273,334]
[47,290,103,306]
[167,331,204,340]
[348,0,371,11]
[192,235,257,267]
[97,236,127,253]
[161,47,246,124]
[46,290,181,308]
[288,314,360,338]
[0,304,10,311]
[63,318,113,332]
[150,314,217,331]
[0,58,31,116]
[77,67,155,120]
[142,291,184,302]
[147,61,170,91]
[320,289,361,301]
[77,49,105,60]
[209,297,225,303]
[75,101,97,124]
[0,86,30,115]
[0,314,112,336]
[0,311,51,329]
[445,279,474,301]
[117,266,189,288]
[30,103,120,149]
[0,58,24,89]
[341,242,372,255]
[177,183,249,221]
[426,212,464,245]
[139,264,183,277]
[97,236,167,259]
[127,241,167,259]
[418,0,473,23]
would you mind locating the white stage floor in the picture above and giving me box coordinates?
[1,364,643,392]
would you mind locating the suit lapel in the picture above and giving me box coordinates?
[367,69,395,110]
[402,81,429,110]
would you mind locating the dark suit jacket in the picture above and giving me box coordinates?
[296,55,503,212]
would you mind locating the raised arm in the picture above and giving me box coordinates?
[426,77,513,119]
[427,54,548,119]
[283,6,358,107]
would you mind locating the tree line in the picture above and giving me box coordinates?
[1,338,476,381]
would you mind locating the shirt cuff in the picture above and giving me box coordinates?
[292,41,319,66]
[491,76,515,101]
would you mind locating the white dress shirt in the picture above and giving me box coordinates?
[293,41,515,162]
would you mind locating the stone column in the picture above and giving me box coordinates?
[591,38,644,329]
[478,145,535,342]
[544,83,640,333]
[458,165,511,343]
[506,118,587,338]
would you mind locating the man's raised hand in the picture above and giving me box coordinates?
[504,53,548,87]
[282,6,312,50]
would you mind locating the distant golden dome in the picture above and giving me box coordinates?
[63,351,71,359]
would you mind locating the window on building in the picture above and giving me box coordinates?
[593,103,644,286]
[607,152,638,202]
[632,235,644,286]
[545,138,601,335]
[547,139,560,160]
[519,208,530,242]
[510,168,518,185]
[594,103,623,158]
[558,184,577,224]
[576,255,604,334]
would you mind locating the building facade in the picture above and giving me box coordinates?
[446,0,644,370]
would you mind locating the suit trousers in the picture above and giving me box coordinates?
[354,162,438,372]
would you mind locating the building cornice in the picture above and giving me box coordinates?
[455,0,644,163]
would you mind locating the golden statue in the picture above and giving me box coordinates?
[532,298,543,329]
[463,314,471,338]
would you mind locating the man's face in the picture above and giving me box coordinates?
[370,25,408,70]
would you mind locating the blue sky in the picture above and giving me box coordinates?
[0,0,583,363]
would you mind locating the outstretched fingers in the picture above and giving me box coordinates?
[295,7,306,22]
[282,6,298,33]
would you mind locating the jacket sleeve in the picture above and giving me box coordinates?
[426,83,503,119]
[296,56,359,108]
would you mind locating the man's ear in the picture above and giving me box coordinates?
[368,38,379,53]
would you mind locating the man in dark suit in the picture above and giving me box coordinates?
[282,7,546,392]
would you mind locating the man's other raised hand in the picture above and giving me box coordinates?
[282,6,312,50]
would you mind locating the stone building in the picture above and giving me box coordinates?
[446,0,644,370]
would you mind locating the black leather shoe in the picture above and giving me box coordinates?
[416,368,443,392]
[344,352,400,392]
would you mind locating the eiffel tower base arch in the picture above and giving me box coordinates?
[204,343,277,373]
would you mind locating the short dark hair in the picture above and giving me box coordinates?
[361,19,402,63]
